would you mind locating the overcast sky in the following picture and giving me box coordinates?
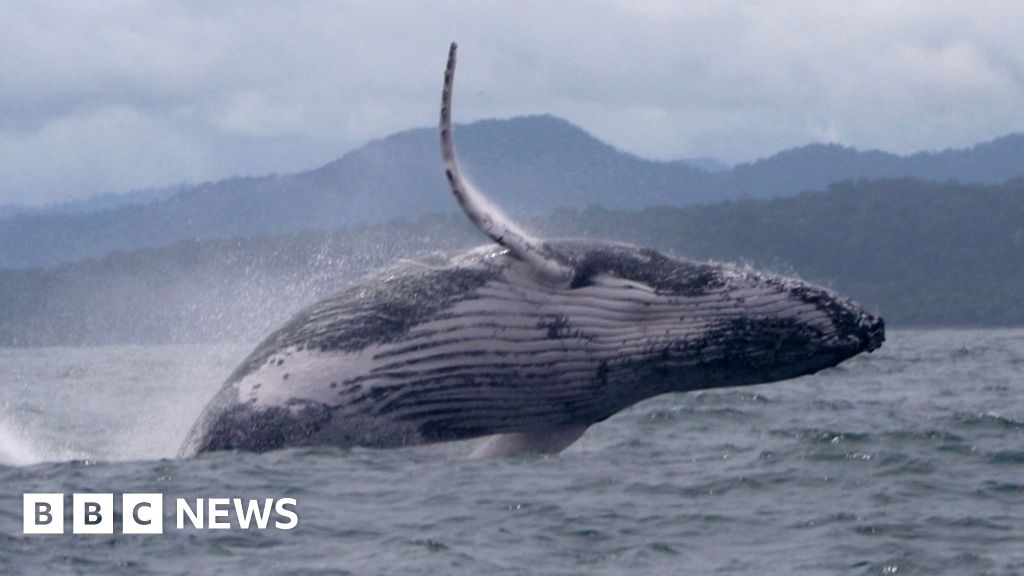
[2,1,1023,206]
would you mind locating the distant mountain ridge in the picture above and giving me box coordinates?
[3,115,1024,269]
[0,184,185,220]
[2,177,1022,346]
[728,133,1024,195]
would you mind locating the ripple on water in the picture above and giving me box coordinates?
[952,411,1024,431]
[0,331,1023,574]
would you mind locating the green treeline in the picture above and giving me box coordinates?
[1,177,1022,346]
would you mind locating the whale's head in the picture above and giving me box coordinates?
[544,239,884,395]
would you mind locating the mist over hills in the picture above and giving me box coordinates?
[0,184,187,220]
[3,115,1024,269]
[2,177,1022,346]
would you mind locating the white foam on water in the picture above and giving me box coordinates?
[0,344,244,466]
[0,415,40,466]
[0,404,84,466]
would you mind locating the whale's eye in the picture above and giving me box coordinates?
[570,266,597,289]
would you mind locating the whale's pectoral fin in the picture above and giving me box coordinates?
[439,43,571,285]
[468,424,589,459]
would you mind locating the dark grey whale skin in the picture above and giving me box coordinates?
[181,239,884,455]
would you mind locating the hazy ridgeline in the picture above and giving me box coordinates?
[1,178,1022,346]
[4,116,1024,269]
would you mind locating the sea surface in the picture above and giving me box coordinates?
[1,329,1022,575]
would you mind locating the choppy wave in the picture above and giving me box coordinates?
[0,330,1022,575]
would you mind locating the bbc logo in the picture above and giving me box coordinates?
[24,493,299,534]
[24,493,163,534]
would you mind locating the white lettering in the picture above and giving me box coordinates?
[208,498,231,529]
[233,498,274,529]
[176,498,204,529]
[274,498,298,530]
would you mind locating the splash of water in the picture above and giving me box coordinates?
[0,414,40,466]
[0,404,83,466]
[0,345,246,467]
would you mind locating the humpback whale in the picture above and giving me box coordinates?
[181,44,884,458]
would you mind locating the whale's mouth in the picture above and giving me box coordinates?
[860,315,886,353]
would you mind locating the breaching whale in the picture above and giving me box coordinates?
[181,43,884,458]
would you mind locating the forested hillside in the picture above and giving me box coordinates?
[4,116,1024,269]
[2,178,1021,346]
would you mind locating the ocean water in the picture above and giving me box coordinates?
[1,329,1022,575]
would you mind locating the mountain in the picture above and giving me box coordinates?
[725,134,1024,197]
[301,115,707,220]
[681,157,731,172]
[0,116,708,269]
[3,115,1024,269]
[2,177,1022,346]
[0,184,185,220]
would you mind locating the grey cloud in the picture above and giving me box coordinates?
[2,0,1023,205]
